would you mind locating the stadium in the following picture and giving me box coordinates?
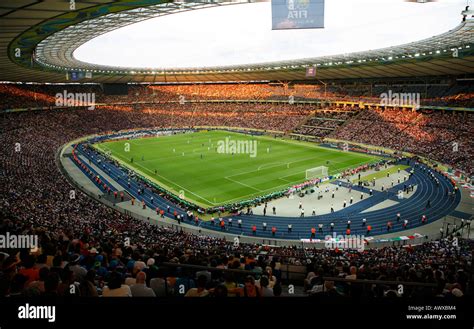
[0,0,473,324]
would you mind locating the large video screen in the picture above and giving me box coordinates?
[272,0,325,30]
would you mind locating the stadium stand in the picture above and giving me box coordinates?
[0,98,472,297]
[330,108,473,175]
[293,107,359,139]
[1,82,473,108]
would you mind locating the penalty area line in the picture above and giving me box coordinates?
[224,176,262,193]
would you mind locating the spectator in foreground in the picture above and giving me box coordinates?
[213,284,228,297]
[243,276,260,297]
[259,276,274,297]
[184,275,209,297]
[130,272,156,297]
[103,272,132,297]
[80,270,99,297]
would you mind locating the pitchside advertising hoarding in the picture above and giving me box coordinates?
[272,0,324,30]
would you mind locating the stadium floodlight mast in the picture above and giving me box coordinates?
[305,166,328,180]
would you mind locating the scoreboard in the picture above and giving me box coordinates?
[272,0,325,30]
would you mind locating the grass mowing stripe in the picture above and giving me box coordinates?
[94,130,383,207]
[100,145,218,206]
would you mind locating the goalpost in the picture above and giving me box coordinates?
[305,166,328,180]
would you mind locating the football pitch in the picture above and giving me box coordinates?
[94,130,381,208]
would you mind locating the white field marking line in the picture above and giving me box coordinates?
[224,176,263,192]
[257,135,337,151]
[98,135,282,205]
[114,131,378,164]
[133,163,218,205]
[228,154,347,180]
[218,178,312,204]
[109,150,218,206]
[126,131,230,146]
[278,156,376,180]
[220,156,333,200]
[104,138,375,183]
[184,163,307,205]
[153,145,274,205]
[278,177,295,183]
[139,147,216,163]
[126,143,217,164]
[117,133,213,149]
[168,150,268,198]
[100,133,381,206]
[116,133,230,163]
[258,135,383,161]
[125,132,302,158]
[211,156,380,205]
[133,162,217,205]
[277,158,379,181]
[257,162,286,170]
[111,131,374,171]
[215,152,373,200]
[221,162,357,203]
[99,144,113,154]
[209,147,330,179]
[128,136,213,148]
[126,141,252,195]
[220,158,375,204]
[134,154,371,207]
[105,145,210,164]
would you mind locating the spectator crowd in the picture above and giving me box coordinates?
[1,82,473,109]
[330,108,473,175]
[0,107,472,298]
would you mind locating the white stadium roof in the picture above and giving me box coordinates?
[1,0,473,83]
[74,0,469,69]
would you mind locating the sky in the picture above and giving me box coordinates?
[73,0,470,69]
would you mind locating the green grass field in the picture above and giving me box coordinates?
[351,165,410,183]
[94,130,381,208]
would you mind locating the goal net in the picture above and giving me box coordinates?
[305,166,328,180]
